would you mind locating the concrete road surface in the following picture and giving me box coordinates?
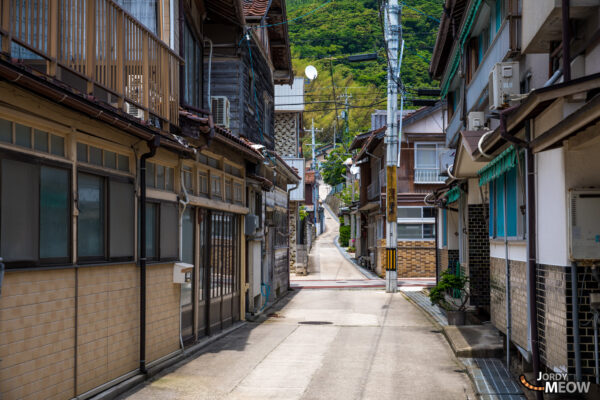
[121,290,475,400]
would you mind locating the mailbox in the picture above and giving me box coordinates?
[173,262,193,284]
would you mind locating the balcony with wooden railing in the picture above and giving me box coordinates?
[0,0,181,130]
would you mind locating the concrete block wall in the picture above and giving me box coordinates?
[397,240,436,278]
[0,269,76,400]
[467,204,490,307]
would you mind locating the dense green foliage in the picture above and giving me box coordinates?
[339,223,351,246]
[429,270,470,311]
[286,0,442,144]
[320,146,349,186]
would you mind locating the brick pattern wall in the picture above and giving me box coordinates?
[146,264,180,364]
[274,112,297,157]
[467,204,490,307]
[437,248,459,278]
[397,240,436,278]
[536,264,569,374]
[0,269,76,400]
[490,257,528,351]
[76,265,139,395]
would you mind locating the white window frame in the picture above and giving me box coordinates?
[414,142,447,184]
[397,206,436,240]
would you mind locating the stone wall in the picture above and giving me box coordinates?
[490,257,528,351]
[467,204,490,307]
[397,240,436,278]
[288,202,298,272]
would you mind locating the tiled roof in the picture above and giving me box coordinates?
[243,0,269,17]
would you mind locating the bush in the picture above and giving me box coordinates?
[347,246,356,253]
[339,224,350,247]
[429,269,470,311]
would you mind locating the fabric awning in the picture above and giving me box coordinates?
[478,145,517,186]
[445,186,462,204]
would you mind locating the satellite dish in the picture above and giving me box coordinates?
[305,65,318,80]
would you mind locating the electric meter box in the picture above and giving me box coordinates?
[568,189,600,261]
[173,262,193,284]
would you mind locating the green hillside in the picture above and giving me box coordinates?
[285,0,442,152]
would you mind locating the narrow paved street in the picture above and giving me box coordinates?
[122,216,475,400]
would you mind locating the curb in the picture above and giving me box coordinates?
[333,234,380,280]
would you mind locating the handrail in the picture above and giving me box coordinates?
[0,0,181,129]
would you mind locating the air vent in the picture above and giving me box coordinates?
[571,195,577,227]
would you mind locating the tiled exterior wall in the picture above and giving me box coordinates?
[146,264,180,364]
[536,264,569,375]
[437,248,459,279]
[490,257,528,350]
[274,112,298,157]
[467,204,490,307]
[397,240,436,278]
[76,265,139,395]
[0,269,76,400]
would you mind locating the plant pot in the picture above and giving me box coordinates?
[446,310,466,326]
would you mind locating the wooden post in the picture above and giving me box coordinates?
[86,0,96,94]
[47,0,59,76]
[142,34,150,121]
[116,9,125,110]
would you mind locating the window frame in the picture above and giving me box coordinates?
[182,17,203,110]
[488,163,526,240]
[77,166,136,264]
[396,206,436,241]
[414,142,447,183]
[140,199,180,263]
[0,149,73,268]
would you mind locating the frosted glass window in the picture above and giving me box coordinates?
[0,119,11,142]
[51,135,65,156]
[115,0,158,35]
[156,164,165,188]
[89,146,102,166]
[34,130,48,152]
[40,166,69,259]
[77,143,88,162]
[109,180,134,258]
[397,224,422,239]
[415,144,437,168]
[160,202,178,259]
[118,154,130,172]
[78,173,105,258]
[105,151,117,169]
[1,159,38,261]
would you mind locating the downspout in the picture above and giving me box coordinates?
[572,260,582,382]
[562,0,571,83]
[503,172,511,370]
[525,121,543,400]
[139,136,160,375]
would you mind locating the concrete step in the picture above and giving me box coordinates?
[443,324,504,358]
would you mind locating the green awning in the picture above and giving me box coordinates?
[445,186,462,204]
[478,145,517,186]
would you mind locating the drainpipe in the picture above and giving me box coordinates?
[139,136,160,374]
[562,0,571,82]
[525,121,543,400]
[503,172,511,370]
[178,163,190,350]
[571,261,582,382]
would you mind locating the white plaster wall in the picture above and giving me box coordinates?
[536,148,569,267]
[566,130,600,189]
[468,178,488,205]
[490,241,527,262]
[403,108,444,134]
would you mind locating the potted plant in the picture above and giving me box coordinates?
[429,269,470,325]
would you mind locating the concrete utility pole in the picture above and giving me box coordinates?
[311,119,323,232]
[384,0,400,293]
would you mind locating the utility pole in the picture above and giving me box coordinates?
[311,119,323,233]
[384,0,400,293]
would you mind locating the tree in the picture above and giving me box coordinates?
[320,146,349,187]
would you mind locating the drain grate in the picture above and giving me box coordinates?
[298,321,333,325]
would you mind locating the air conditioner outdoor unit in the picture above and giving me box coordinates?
[568,189,600,261]
[467,111,485,130]
[211,96,230,128]
[125,102,145,120]
[488,62,519,111]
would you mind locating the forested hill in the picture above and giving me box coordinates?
[285,0,442,145]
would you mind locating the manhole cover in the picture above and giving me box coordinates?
[298,321,333,325]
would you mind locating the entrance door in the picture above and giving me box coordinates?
[199,210,241,336]
[181,207,195,344]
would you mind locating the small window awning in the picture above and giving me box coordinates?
[477,145,516,186]
[445,186,462,204]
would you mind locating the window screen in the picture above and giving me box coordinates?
[109,180,134,258]
[78,173,105,258]
[160,202,179,260]
[1,159,38,261]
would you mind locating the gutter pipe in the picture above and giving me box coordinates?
[525,122,543,400]
[139,136,160,375]
[562,0,571,83]
[178,163,190,351]
[572,261,582,382]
